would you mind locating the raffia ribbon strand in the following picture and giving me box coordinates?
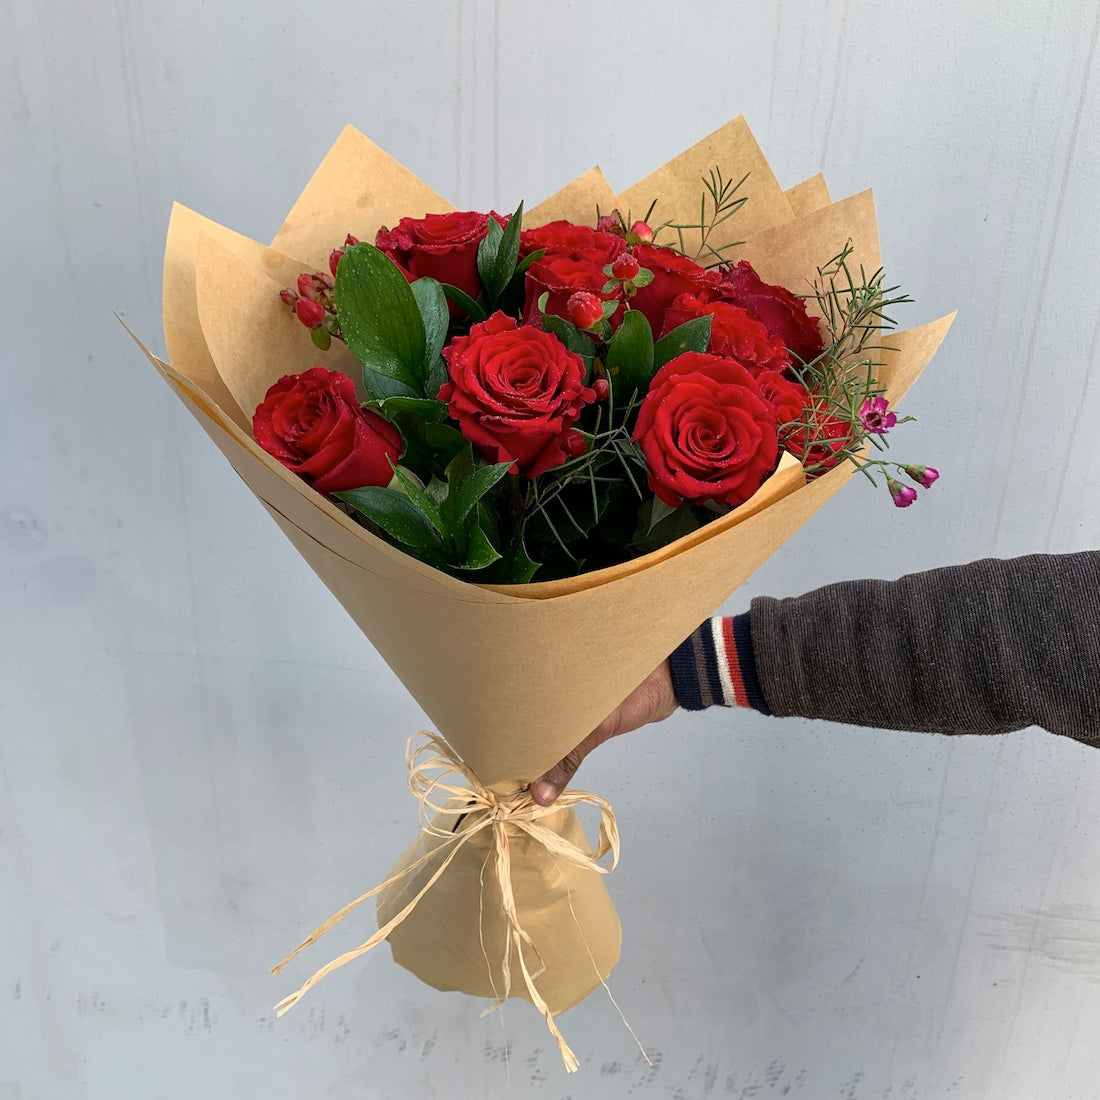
[271,733,620,1073]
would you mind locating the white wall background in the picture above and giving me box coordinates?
[4,1,1100,1097]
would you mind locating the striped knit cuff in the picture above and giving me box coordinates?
[668,613,772,714]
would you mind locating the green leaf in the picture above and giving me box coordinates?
[512,248,544,280]
[540,311,597,363]
[634,495,679,538]
[410,278,449,374]
[376,396,447,422]
[493,530,541,583]
[445,461,512,530]
[605,309,654,403]
[456,524,502,571]
[389,465,447,536]
[632,267,655,288]
[427,355,448,398]
[653,314,712,367]
[424,476,449,507]
[444,442,476,489]
[629,500,704,552]
[391,413,468,474]
[335,486,444,555]
[476,217,505,297]
[441,282,488,322]
[364,367,419,401]
[477,203,524,303]
[499,247,545,315]
[310,326,332,351]
[493,202,524,299]
[334,244,427,394]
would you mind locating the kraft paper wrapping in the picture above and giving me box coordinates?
[377,799,621,1014]
[145,116,954,1032]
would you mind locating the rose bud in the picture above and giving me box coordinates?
[630,220,654,243]
[887,476,918,508]
[610,252,641,281]
[294,296,326,329]
[565,430,588,458]
[566,291,605,330]
[592,377,611,400]
[904,464,940,488]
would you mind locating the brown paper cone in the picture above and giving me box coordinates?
[377,800,621,1014]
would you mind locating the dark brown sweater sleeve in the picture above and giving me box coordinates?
[748,552,1100,744]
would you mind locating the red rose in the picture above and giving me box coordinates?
[519,221,626,263]
[375,211,505,300]
[633,351,779,508]
[253,367,402,494]
[519,221,626,325]
[522,252,622,326]
[755,370,811,427]
[661,293,791,376]
[627,244,720,332]
[781,407,858,478]
[712,260,824,365]
[439,312,596,477]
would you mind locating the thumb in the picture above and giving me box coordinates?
[530,720,618,807]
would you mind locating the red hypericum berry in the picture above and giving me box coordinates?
[279,287,297,308]
[297,273,318,301]
[630,220,654,243]
[329,249,344,277]
[593,377,611,400]
[344,234,360,247]
[566,291,604,330]
[565,430,587,458]
[610,253,641,281]
[294,296,326,329]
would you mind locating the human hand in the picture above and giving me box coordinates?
[530,659,678,806]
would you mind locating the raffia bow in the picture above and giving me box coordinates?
[271,732,621,1072]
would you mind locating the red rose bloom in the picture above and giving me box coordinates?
[713,260,824,365]
[519,221,626,263]
[253,367,402,494]
[661,293,791,376]
[755,370,811,427]
[627,244,720,332]
[519,221,626,325]
[781,407,858,478]
[439,312,596,477]
[523,252,622,326]
[375,211,505,301]
[633,351,779,508]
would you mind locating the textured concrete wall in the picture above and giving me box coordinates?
[4,1,1100,1096]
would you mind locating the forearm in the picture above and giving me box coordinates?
[669,552,1100,744]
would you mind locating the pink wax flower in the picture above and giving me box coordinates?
[887,476,918,508]
[859,396,897,435]
[904,464,940,488]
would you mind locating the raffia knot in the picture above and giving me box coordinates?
[269,732,623,1073]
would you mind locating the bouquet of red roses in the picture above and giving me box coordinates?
[258,184,938,588]
[138,117,953,1070]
